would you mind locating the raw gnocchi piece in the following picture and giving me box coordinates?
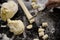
[38,28,44,32]
[1,1,18,21]
[42,22,48,27]
[27,25,33,29]
[32,0,36,2]
[7,19,25,35]
[33,38,39,40]
[42,34,48,40]
[39,32,44,37]
[31,2,38,9]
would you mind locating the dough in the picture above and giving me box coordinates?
[7,19,25,35]
[32,0,36,2]
[1,1,18,21]
[31,2,38,9]
[42,22,48,27]
[39,32,44,37]
[33,38,39,40]
[42,34,48,40]
[27,25,33,29]
[38,28,44,32]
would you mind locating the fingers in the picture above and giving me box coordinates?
[47,3,56,8]
[46,0,56,6]
[47,3,60,8]
[46,0,60,8]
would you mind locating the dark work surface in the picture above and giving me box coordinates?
[0,0,7,4]
[0,0,60,40]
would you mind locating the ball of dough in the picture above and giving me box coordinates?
[1,1,18,21]
[7,19,25,35]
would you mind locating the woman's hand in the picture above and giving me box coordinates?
[46,0,60,8]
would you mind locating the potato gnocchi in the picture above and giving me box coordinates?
[39,32,44,37]
[27,24,33,29]
[38,28,44,32]
[42,34,48,40]
[42,22,48,27]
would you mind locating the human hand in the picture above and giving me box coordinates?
[46,0,60,8]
